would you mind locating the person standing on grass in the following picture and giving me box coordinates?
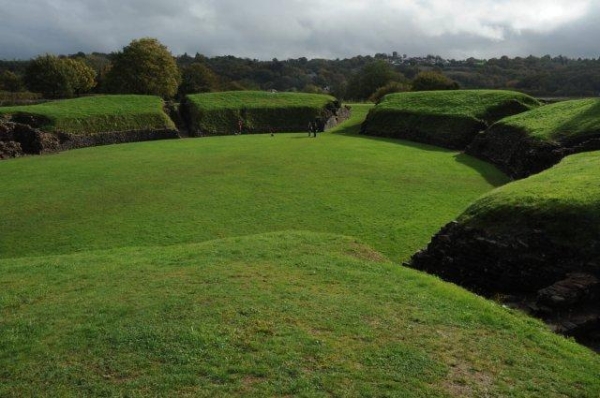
[237,119,243,135]
[308,121,314,137]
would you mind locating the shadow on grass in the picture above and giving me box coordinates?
[453,153,509,186]
[332,126,453,154]
[333,124,508,184]
[556,99,600,143]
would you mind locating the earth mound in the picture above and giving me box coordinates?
[467,98,600,178]
[360,90,539,150]
[407,151,600,349]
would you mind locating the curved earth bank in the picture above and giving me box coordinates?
[466,126,600,179]
[407,221,600,350]
[0,120,179,159]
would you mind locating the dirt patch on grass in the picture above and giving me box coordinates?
[345,242,388,263]
[442,362,494,397]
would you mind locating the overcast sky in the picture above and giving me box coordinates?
[1,0,599,60]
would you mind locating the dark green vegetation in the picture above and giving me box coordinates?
[0,95,175,134]
[24,54,96,99]
[2,231,599,397]
[104,38,181,98]
[184,91,339,135]
[467,98,600,178]
[4,51,600,102]
[361,90,540,149]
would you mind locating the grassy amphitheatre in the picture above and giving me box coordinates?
[1,100,599,396]
[0,95,175,134]
[360,90,540,149]
[467,98,600,178]
[184,91,343,135]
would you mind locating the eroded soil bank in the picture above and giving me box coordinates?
[407,221,600,350]
[466,126,600,179]
[0,120,179,159]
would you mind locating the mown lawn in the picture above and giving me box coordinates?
[0,95,175,134]
[1,232,598,397]
[0,104,506,261]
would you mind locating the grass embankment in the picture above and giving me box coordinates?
[361,90,540,149]
[1,231,599,397]
[491,98,600,143]
[0,95,175,134]
[460,151,600,246]
[185,91,338,135]
[466,98,600,178]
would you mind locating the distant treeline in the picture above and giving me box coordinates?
[2,49,600,100]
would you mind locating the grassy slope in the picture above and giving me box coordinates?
[362,90,539,148]
[373,90,539,120]
[497,98,600,143]
[1,231,598,397]
[0,104,507,262]
[0,95,175,134]
[187,91,336,110]
[459,151,600,244]
[185,91,337,134]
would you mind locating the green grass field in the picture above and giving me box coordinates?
[495,98,600,143]
[0,95,175,134]
[2,232,598,397]
[361,90,540,149]
[185,91,338,135]
[0,104,505,262]
[1,105,599,396]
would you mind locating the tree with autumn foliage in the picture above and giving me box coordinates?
[104,38,181,98]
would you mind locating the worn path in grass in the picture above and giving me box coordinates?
[0,104,507,261]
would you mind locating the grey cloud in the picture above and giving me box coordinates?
[0,0,599,60]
